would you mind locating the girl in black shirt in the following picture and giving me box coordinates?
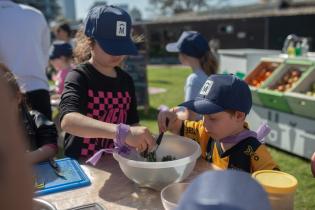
[59,5,155,160]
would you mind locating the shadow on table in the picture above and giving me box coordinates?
[95,155,164,210]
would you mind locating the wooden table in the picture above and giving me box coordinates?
[39,156,217,210]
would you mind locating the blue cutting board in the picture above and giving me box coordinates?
[35,158,91,196]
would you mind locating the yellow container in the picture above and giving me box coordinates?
[252,170,298,210]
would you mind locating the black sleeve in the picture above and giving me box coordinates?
[59,69,88,122]
[30,111,58,148]
[126,75,140,125]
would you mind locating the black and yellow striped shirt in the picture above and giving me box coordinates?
[181,120,279,173]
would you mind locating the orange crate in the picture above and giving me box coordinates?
[245,58,282,105]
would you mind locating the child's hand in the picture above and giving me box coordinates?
[158,109,180,133]
[125,126,155,152]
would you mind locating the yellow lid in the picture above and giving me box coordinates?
[252,170,298,194]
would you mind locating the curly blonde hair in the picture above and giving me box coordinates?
[73,28,95,64]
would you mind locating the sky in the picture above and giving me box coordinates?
[75,0,151,20]
[75,0,259,21]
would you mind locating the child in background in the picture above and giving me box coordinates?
[59,5,155,160]
[49,42,73,95]
[158,74,279,173]
[53,21,75,47]
[166,31,218,120]
[0,63,58,164]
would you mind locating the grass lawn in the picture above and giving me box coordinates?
[139,65,315,210]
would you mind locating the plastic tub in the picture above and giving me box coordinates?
[245,58,282,106]
[160,182,190,210]
[113,135,201,190]
[285,67,315,119]
[252,170,298,210]
[257,59,314,113]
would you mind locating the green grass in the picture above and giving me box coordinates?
[269,147,315,210]
[140,65,315,209]
[138,65,191,132]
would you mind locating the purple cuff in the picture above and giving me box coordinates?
[115,123,130,146]
[256,122,271,143]
[86,124,131,166]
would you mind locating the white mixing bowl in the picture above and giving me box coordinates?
[161,182,190,210]
[113,135,201,190]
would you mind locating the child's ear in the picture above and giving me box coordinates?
[235,111,246,121]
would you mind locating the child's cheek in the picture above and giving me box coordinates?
[203,121,213,133]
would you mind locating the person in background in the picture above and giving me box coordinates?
[0,63,58,164]
[49,42,73,96]
[53,21,75,47]
[0,0,52,119]
[0,65,33,210]
[59,5,155,161]
[166,31,218,120]
[158,74,279,173]
[176,170,271,210]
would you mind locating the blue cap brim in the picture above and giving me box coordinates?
[49,54,58,59]
[96,38,138,56]
[166,42,179,52]
[179,98,224,115]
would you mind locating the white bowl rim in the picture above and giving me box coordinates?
[161,182,191,207]
[113,138,201,169]
[33,198,57,210]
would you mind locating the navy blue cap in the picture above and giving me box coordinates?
[176,170,271,210]
[180,74,252,115]
[84,5,138,56]
[49,42,73,59]
[166,31,210,58]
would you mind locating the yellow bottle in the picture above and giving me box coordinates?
[287,43,295,57]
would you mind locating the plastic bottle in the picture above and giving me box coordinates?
[287,42,295,57]
[295,41,302,57]
[301,38,309,57]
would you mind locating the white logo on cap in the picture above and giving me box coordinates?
[116,21,127,37]
[200,80,213,96]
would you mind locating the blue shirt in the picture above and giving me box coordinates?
[184,68,208,101]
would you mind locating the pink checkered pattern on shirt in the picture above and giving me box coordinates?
[80,89,131,157]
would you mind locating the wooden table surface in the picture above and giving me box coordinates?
[39,156,218,210]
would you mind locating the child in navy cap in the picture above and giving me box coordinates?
[166,31,218,120]
[158,74,279,173]
[49,42,73,95]
[59,5,155,161]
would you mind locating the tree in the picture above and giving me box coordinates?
[149,0,209,15]
[130,7,142,21]
[13,0,60,22]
